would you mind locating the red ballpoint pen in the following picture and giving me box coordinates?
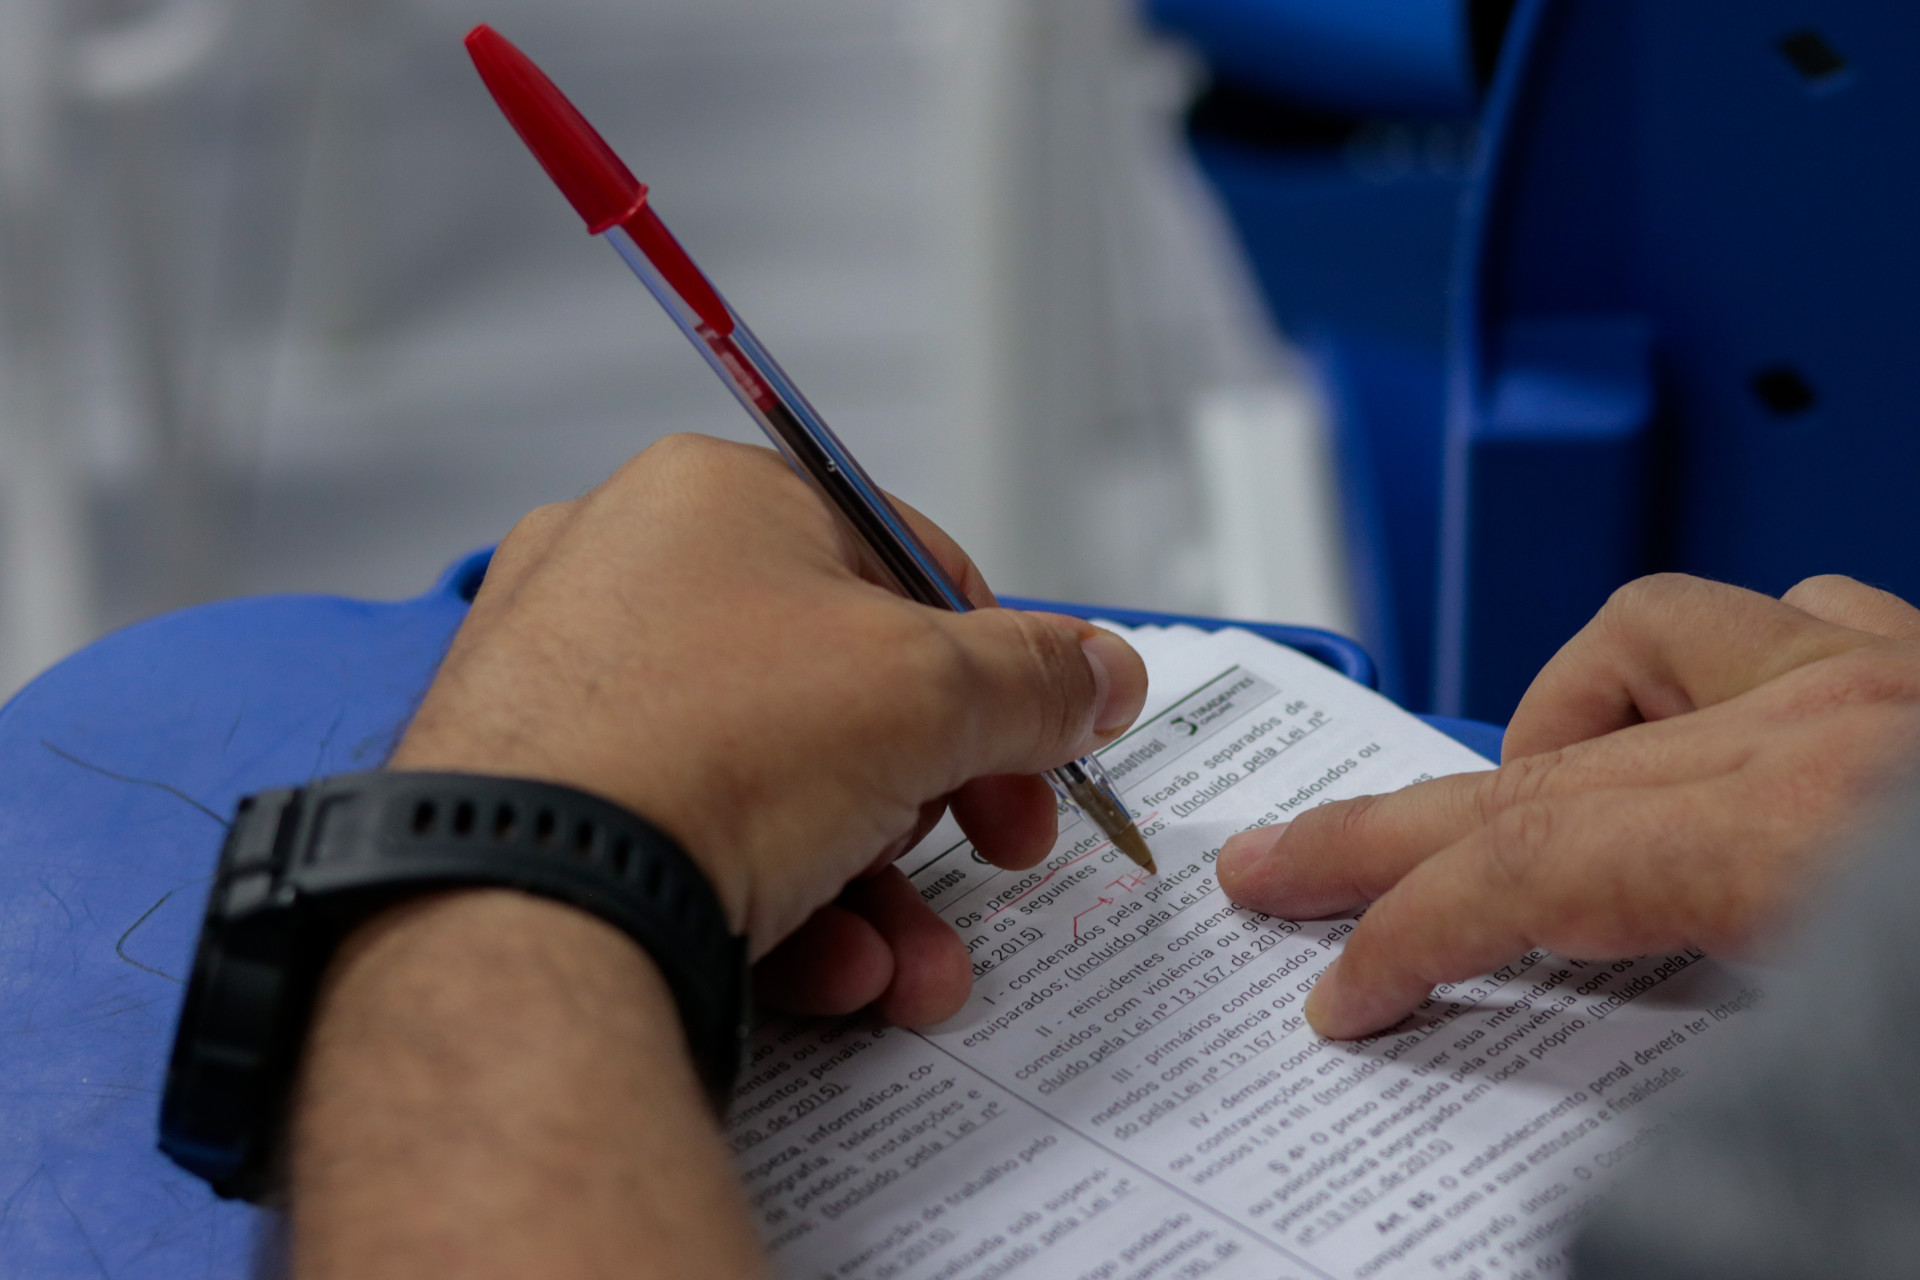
[464,24,1154,873]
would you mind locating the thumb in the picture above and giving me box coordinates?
[936,610,1148,776]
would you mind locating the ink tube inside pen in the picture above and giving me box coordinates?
[606,220,970,612]
[608,213,1151,869]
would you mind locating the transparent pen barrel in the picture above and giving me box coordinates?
[605,225,968,611]
[605,223,1140,841]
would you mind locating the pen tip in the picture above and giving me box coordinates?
[1114,823,1156,875]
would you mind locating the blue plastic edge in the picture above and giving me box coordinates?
[431,558,1382,693]
[1434,0,1556,718]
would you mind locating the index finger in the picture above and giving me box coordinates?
[1218,710,1755,920]
[1303,782,1746,1039]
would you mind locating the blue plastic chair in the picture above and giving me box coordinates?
[1144,0,1493,115]
[1147,0,1507,710]
[1162,0,1920,723]
[0,553,1500,1277]
[1436,0,1920,721]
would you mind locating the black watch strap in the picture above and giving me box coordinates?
[159,771,749,1200]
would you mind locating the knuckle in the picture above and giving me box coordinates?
[641,431,717,467]
[493,501,575,566]
[1605,572,1695,615]
[1476,750,1566,822]
[1597,573,1710,637]
[1481,802,1557,896]
[620,433,768,491]
[1329,793,1387,849]
[506,501,571,538]
[614,433,701,486]
[1292,793,1381,853]
[1781,573,1862,610]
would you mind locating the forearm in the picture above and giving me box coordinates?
[276,435,1148,1269]
[290,889,767,1280]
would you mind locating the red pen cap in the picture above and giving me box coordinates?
[465,24,736,336]
[465,24,646,235]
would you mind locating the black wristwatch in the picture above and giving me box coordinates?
[157,771,749,1201]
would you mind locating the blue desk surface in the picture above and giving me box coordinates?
[0,555,1498,1277]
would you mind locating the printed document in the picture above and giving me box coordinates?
[730,626,1756,1280]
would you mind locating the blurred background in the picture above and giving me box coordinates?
[8,0,1911,724]
[0,0,1354,698]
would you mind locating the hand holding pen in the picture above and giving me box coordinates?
[465,25,1156,872]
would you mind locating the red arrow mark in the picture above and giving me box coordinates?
[984,810,1161,923]
[1073,897,1115,940]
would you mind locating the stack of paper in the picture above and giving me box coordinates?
[730,625,1751,1280]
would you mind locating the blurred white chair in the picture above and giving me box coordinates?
[916,0,1142,597]
[0,0,271,690]
[913,0,1333,616]
[72,0,247,101]
[0,0,93,692]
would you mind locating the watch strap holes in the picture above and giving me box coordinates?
[266,773,744,1109]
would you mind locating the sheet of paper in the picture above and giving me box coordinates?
[730,627,1757,1280]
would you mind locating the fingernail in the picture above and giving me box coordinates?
[1079,629,1134,734]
